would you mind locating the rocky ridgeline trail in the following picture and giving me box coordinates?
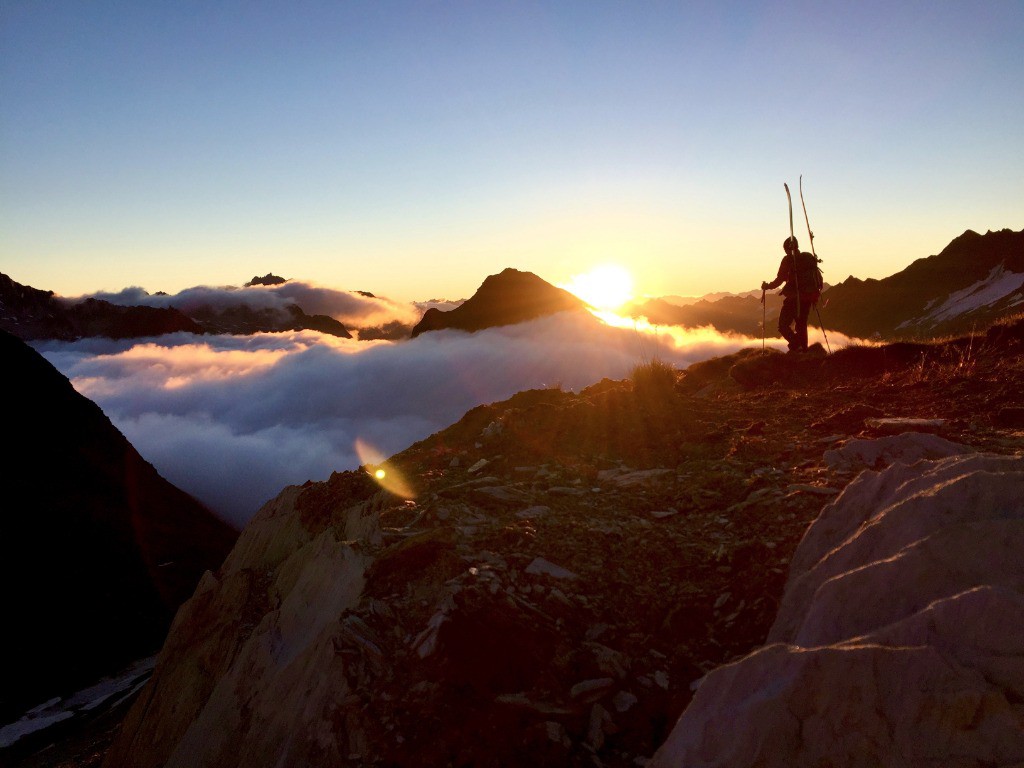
[105,319,1024,768]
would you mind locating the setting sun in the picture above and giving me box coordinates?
[560,265,635,311]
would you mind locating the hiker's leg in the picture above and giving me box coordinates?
[778,296,798,349]
[796,298,812,350]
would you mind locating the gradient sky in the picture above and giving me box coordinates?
[3,1,1022,303]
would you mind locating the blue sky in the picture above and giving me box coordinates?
[2,1,1022,302]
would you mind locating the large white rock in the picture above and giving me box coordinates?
[773,453,1024,644]
[651,449,1024,768]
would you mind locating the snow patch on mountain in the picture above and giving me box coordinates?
[0,657,155,749]
[902,263,1024,330]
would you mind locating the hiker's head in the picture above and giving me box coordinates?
[783,236,799,254]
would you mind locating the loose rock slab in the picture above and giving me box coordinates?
[651,447,1024,768]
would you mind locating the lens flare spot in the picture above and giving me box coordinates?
[354,437,415,500]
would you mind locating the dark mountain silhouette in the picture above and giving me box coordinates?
[104,317,1024,768]
[630,229,1024,341]
[187,301,352,337]
[356,320,415,341]
[631,293,785,337]
[0,330,237,721]
[0,273,352,340]
[820,228,1024,339]
[0,273,203,341]
[411,268,587,337]
[244,273,288,287]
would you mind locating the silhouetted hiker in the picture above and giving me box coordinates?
[761,236,823,353]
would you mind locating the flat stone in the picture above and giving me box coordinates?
[471,486,520,502]
[865,417,947,434]
[516,505,552,519]
[612,690,638,713]
[613,469,674,488]
[570,677,615,699]
[650,508,680,519]
[548,486,585,496]
[526,558,578,580]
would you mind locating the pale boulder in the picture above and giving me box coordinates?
[651,449,1024,768]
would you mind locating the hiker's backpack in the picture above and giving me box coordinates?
[793,251,823,296]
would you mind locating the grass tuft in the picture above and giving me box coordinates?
[630,358,678,405]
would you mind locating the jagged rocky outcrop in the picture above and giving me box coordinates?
[244,273,288,287]
[651,443,1024,767]
[410,268,587,337]
[0,330,237,720]
[105,320,1024,767]
[823,227,1024,339]
[0,272,203,340]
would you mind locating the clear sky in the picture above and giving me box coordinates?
[3,1,1022,303]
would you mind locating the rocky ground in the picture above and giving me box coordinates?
[12,318,1024,768]
[320,319,1023,767]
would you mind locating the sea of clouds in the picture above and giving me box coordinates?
[73,280,428,334]
[34,311,834,528]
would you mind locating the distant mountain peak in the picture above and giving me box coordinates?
[245,273,288,287]
[411,268,586,337]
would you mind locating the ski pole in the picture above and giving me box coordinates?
[760,289,766,352]
[814,304,831,354]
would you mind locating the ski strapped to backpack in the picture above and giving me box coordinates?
[798,175,830,353]
[784,183,804,317]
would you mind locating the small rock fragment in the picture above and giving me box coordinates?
[526,558,578,580]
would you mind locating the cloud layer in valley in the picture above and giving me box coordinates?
[35,312,848,527]
[74,280,423,335]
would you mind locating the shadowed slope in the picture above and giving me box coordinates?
[0,330,237,720]
[822,228,1024,339]
[0,273,203,341]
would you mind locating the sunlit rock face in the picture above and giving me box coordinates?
[651,448,1024,768]
[410,267,588,337]
[105,477,382,768]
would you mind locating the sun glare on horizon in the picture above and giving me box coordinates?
[561,264,635,311]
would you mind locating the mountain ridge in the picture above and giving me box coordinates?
[0,272,353,340]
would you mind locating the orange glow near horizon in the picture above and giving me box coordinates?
[560,264,635,311]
